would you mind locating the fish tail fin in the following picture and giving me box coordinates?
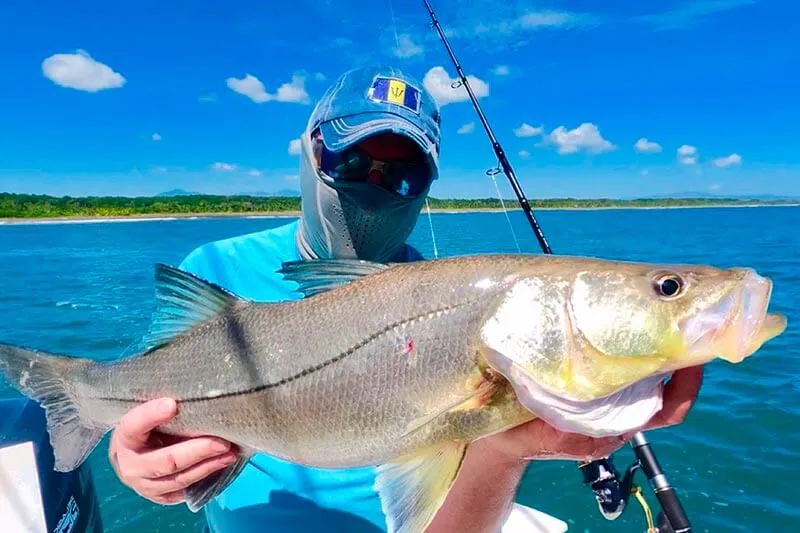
[0,343,109,472]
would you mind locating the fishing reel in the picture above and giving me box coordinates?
[580,435,691,532]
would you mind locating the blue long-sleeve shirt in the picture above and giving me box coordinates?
[177,219,423,532]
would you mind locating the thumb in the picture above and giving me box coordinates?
[115,398,178,451]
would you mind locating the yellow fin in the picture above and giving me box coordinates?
[375,440,468,533]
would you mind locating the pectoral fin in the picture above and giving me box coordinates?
[375,440,468,533]
[401,378,497,439]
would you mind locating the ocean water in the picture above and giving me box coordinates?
[1,207,798,533]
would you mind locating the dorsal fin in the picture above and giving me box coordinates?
[278,259,389,298]
[139,264,243,350]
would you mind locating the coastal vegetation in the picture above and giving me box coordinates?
[0,192,795,219]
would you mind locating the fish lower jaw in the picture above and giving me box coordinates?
[681,311,787,366]
[506,362,666,438]
[680,272,784,366]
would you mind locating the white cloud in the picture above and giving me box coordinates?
[392,33,424,58]
[520,10,584,29]
[314,72,327,81]
[712,153,742,168]
[636,0,755,31]
[41,50,125,92]
[248,169,262,177]
[514,123,543,137]
[641,169,650,176]
[634,137,662,153]
[226,73,310,104]
[288,138,302,155]
[519,150,531,159]
[493,65,510,76]
[211,162,237,172]
[471,10,600,36]
[710,183,721,191]
[226,74,268,103]
[677,144,698,165]
[457,122,475,134]
[274,74,310,104]
[423,66,489,107]
[545,123,615,155]
[151,133,162,142]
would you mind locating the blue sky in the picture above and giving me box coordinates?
[0,0,797,199]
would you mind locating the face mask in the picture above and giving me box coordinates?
[296,129,429,263]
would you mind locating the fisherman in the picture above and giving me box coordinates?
[108,65,703,532]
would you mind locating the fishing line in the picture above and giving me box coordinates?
[488,167,522,253]
[388,0,400,48]
[424,198,439,258]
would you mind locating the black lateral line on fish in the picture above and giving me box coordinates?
[93,299,478,405]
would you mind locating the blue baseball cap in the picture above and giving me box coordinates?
[309,66,442,169]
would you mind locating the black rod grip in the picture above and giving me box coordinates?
[631,434,691,533]
[654,487,691,532]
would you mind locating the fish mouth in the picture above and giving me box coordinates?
[680,269,787,364]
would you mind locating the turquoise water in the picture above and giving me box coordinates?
[1,207,798,532]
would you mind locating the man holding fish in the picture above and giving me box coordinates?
[107,66,704,531]
[0,66,783,533]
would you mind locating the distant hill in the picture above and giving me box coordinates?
[641,192,800,201]
[235,189,300,197]
[156,189,200,197]
[157,189,300,198]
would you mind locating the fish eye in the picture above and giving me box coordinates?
[654,273,684,299]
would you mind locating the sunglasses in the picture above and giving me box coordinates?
[313,135,433,197]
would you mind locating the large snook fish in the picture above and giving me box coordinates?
[0,254,787,533]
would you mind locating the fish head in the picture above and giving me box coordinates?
[480,257,787,408]
[570,263,786,379]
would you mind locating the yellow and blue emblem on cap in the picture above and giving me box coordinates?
[367,76,421,114]
[311,67,439,163]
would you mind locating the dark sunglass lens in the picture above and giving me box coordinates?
[320,147,371,180]
[384,164,431,196]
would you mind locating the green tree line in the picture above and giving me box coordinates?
[0,192,793,219]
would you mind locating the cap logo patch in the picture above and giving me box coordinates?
[367,76,421,114]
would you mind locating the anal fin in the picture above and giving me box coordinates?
[185,452,252,512]
[375,440,468,533]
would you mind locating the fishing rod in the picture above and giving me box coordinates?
[420,1,692,532]
[420,0,551,255]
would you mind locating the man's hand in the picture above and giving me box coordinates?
[424,366,704,533]
[108,398,238,505]
[479,365,705,464]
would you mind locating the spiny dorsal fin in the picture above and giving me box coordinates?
[278,258,389,298]
[140,264,244,350]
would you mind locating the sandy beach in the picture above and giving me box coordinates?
[1,203,797,225]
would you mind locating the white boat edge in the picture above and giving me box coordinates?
[1,441,49,533]
[502,502,569,533]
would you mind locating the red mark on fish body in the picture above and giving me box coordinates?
[395,337,416,358]
[405,339,415,355]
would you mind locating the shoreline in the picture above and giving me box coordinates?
[1,203,797,225]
